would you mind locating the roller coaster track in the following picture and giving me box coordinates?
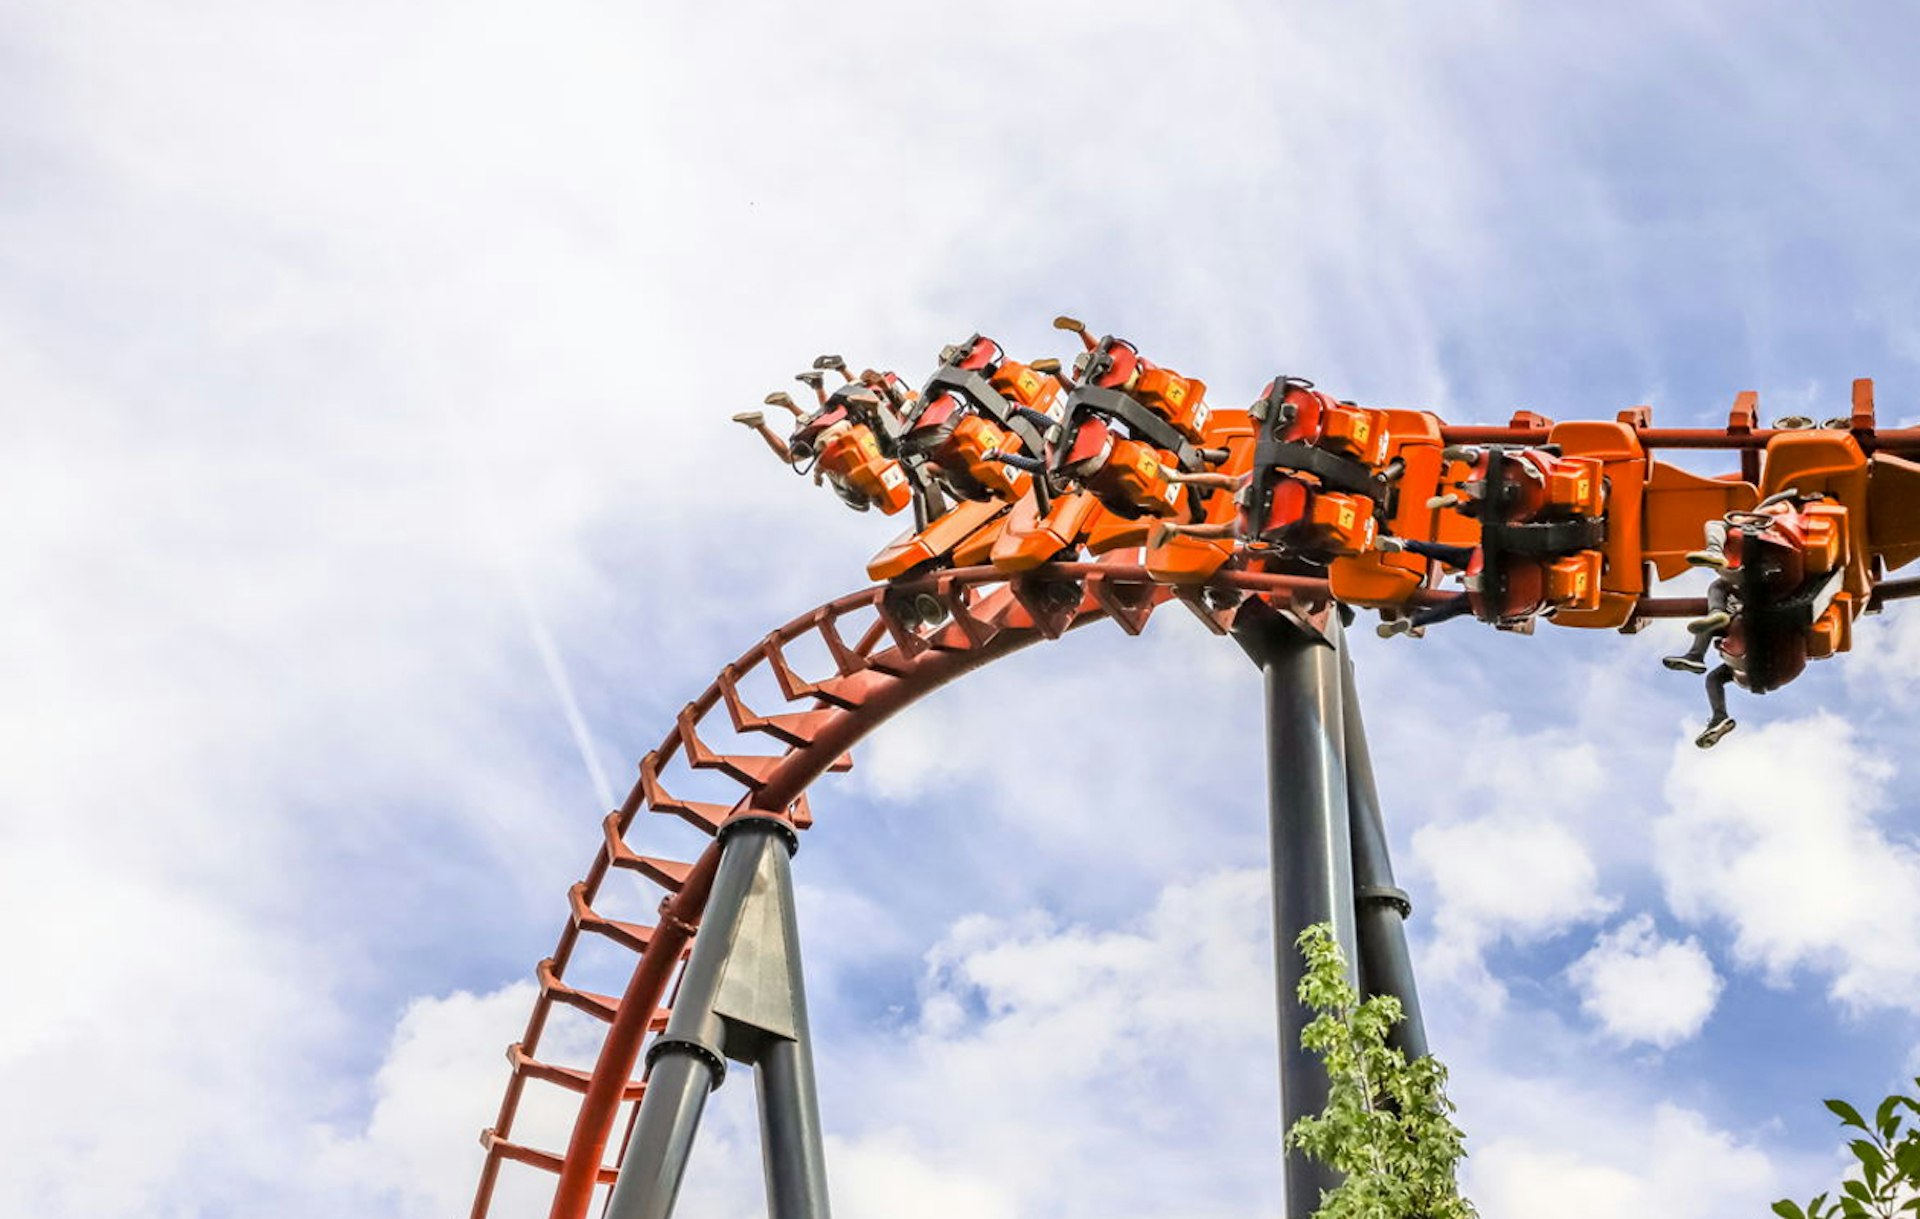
[467,545,1920,1219]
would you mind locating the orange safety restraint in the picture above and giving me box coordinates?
[1720,495,1853,691]
[790,390,914,515]
[1049,334,1214,521]
[1238,376,1391,561]
[1459,446,1607,625]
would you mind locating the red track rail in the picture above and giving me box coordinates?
[1436,425,1920,450]
[469,557,1920,1217]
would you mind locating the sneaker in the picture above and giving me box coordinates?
[1695,717,1737,749]
[1663,655,1708,674]
[1684,548,1728,570]
[1687,611,1732,634]
[731,411,766,428]
[1376,619,1413,639]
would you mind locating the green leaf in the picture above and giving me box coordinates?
[1877,1096,1903,1140]
[1842,1179,1872,1203]
[1828,1099,1871,1131]
[1893,1138,1920,1178]
[1773,1200,1807,1219]
[1850,1139,1888,1185]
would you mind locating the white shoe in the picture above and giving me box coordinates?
[1695,718,1737,749]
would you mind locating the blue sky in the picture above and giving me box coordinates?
[7,2,1920,1216]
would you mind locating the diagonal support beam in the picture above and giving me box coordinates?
[603,816,831,1219]
[1335,633,1428,1061]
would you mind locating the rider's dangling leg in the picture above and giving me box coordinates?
[1664,577,1732,674]
[1696,663,1738,748]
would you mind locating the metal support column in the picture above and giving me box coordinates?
[737,824,831,1219]
[1233,603,1360,1217]
[604,816,831,1219]
[1336,636,1428,1062]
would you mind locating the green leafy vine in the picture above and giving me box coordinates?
[1285,922,1477,1219]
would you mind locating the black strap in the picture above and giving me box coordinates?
[1734,503,1840,619]
[1482,517,1607,555]
[1471,447,1608,620]
[1062,385,1198,469]
[1254,439,1387,500]
[1739,536,1844,690]
[1241,389,1394,549]
[919,366,1050,457]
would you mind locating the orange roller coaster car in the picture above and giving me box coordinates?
[1157,376,1395,563]
[865,334,1070,582]
[978,317,1237,574]
[735,330,1920,747]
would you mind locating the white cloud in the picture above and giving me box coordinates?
[1567,915,1723,1049]
[1659,714,1920,1012]
[316,983,543,1218]
[819,869,1287,1218]
[1414,813,1617,979]
[826,1131,1022,1219]
[1848,606,1920,709]
[1468,1102,1776,1219]
[0,841,339,1218]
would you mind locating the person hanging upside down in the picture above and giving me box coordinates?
[1660,489,1843,749]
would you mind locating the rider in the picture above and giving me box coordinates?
[732,358,914,514]
[1662,489,1843,748]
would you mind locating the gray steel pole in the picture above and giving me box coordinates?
[603,1053,716,1219]
[604,819,793,1219]
[756,1035,831,1219]
[744,820,831,1219]
[1336,638,1429,1062]
[1233,604,1359,1218]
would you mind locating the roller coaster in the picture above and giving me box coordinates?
[473,319,1920,1219]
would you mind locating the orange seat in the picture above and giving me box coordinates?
[990,490,1106,573]
[1642,463,1759,581]
[1868,451,1920,573]
[1546,419,1646,630]
[1329,409,1479,608]
[1146,409,1257,585]
[868,498,1009,581]
[1759,431,1871,600]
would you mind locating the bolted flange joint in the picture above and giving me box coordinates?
[643,1034,727,1089]
[1357,884,1413,919]
[716,812,801,856]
